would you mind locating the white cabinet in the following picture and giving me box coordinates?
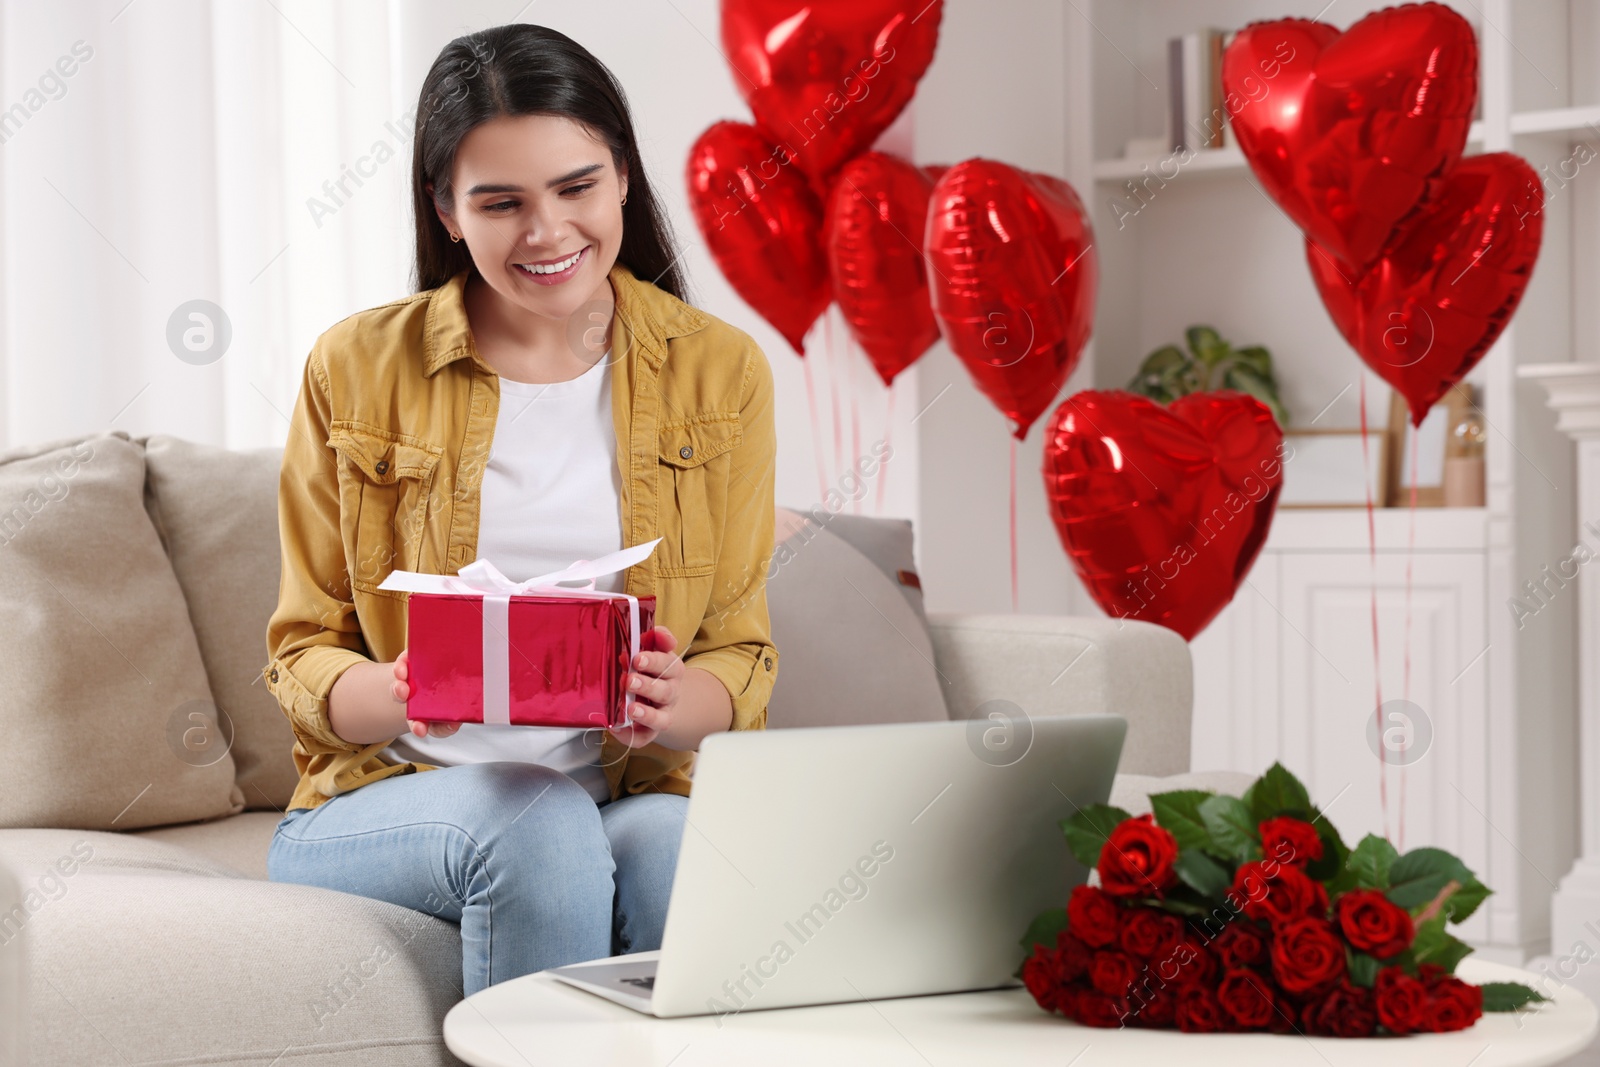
[1191,509,1507,950]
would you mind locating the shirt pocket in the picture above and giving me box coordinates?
[657,414,741,574]
[326,421,444,594]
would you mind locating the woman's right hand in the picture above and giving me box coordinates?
[393,649,462,739]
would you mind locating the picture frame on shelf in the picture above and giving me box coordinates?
[1385,384,1473,507]
[1278,428,1389,509]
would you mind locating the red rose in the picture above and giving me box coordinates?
[1056,931,1093,983]
[1216,968,1279,1030]
[1160,937,1220,989]
[1269,917,1346,996]
[1021,944,1075,1014]
[1375,966,1428,1034]
[1067,884,1122,948]
[1232,861,1329,927]
[1119,907,1186,960]
[1305,980,1378,1037]
[1212,919,1270,969]
[1424,975,1484,1032]
[1097,815,1180,897]
[1090,950,1140,998]
[1075,989,1131,1028]
[1336,889,1415,959]
[1175,985,1228,1033]
[1129,982,1178,1028]
[1259,816,1323,868]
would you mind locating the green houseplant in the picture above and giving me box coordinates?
[1127,326,1288,429]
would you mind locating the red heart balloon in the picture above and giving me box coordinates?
[1042,391,1285,641]
[824,152,939,387]
[685,120,831,356]
[721,0,943,189]
[1223,3,1477,276]
[925,159,1097,440]
[1306,152,1544,426]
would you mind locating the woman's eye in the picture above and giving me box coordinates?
[562,183,597,197]
[486,201,517,213]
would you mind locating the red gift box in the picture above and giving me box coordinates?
[377,539,662,728]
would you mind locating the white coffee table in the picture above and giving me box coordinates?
[443,957,1597,1066]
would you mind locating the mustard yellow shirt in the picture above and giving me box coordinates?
[264,262,779,812]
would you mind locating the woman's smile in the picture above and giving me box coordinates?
[513,244,590,285]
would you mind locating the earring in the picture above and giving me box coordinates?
[450,231,461,243]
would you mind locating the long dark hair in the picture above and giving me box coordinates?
[409,24,690,302]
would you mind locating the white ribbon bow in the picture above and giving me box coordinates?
[377,537,661,726]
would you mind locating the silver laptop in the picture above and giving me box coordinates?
[547,713,1126,1018]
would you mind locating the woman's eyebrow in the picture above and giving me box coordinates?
[465,163,606,196]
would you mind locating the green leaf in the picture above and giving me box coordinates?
[1247,763,1312,824]
[1156,883,1220,917]
[1060,804,1135,870]
[1198,794,1260,863]
[1444,876,1493,924]
[1019,907,1069,952]
[1346,834,1400,891]
[1480,982,1551,1012]
[1303,816,1348,884]
[1174,848,1233,900]
[1408,913,1473,973]
[1346,947,1380,988]
[1138,344,1189,378]
[1387,848,1475,909]
[1149,790,1216,852]
[1222,364,1289,429]
[1185,325,1228,366]
[1231,345,1274,376]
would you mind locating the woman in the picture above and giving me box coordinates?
[262,23,780,998]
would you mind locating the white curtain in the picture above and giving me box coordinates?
[0,0,412,450]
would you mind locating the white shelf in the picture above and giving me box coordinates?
[1092,106,1600,181]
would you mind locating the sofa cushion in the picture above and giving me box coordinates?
[130,810,281,880]
[766,506,949,727]
[0,432,241,830]
[0,826,463,1065]
[142,435,299,811]
[794,509,927,620]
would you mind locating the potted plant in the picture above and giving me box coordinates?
[1127,326,1288,429]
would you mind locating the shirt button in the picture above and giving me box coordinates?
[679,445,694,460]
[375,460,390,475]
[763,657,773,670]
[269,667,279,683]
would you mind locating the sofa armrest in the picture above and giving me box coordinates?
[927,613,1193,777]
[0,849,25,1067]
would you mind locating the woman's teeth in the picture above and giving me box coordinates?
[516,248,585,275]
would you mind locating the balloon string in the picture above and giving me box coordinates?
[877,382,896,515]
[1358,376,1390,843]
[1401,426,1419,855]
[849,337,862,515]
[825,311,843,492]
[802,352,827,503]
[1010,437,1019,613]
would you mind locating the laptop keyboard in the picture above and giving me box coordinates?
[619,976,656,990]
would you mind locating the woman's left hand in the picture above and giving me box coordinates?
[612,625,683,748]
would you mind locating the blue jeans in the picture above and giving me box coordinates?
[266,761,689,997]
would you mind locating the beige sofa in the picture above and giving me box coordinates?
[0,430,1230,1066]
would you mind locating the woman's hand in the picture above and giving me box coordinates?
[611,625,684,749]
[393,648,462,739]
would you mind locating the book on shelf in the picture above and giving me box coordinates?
[1167,28,1231,153]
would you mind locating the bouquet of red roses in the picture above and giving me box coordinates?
[1018,763,1546,1034]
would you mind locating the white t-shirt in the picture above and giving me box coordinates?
[382,349,622,803]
